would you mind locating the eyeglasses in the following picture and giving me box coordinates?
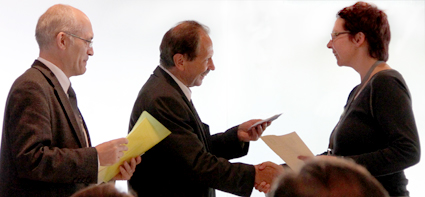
[64,32,93,48]
[330,31,350,41]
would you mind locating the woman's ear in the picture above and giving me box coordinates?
[353,32,366,47]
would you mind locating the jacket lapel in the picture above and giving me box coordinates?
[154,67,211,151]
[32,60,88,148]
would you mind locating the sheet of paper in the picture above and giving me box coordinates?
[98,111,172,182]
[261,131,314,173]
[248,113,282,130]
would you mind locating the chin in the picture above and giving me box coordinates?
[336,59,344,67]
[193,76,204,86]
[193,80,203,87]
[76,69,87,76]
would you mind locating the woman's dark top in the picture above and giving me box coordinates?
[329,69,421,196]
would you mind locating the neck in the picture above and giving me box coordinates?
[351,57,379,81]
[354,59,392,88]
[166,66,190,87]
[39,50,71,78]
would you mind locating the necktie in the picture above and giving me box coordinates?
[67,85,88,147]
[189,100,210,151]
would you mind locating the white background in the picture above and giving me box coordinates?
[0,1,423,196]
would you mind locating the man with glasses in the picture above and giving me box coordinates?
[0,4,141,196]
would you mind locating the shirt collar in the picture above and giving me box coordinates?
[37,57,71,96]
[159,65,192,101]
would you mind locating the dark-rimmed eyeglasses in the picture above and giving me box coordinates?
[64,32,93,48]
[330,31,350,41]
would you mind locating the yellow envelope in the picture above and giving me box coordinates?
[99,111,172,182]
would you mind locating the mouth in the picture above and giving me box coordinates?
[201,70,210,77]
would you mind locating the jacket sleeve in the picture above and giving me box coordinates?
[144,96,255,196]
[210,125,250,160]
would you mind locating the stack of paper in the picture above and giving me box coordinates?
[98,111,171,182]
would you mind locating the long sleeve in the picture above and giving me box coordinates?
[128,67,255,197]
[141,95,255,196]
[210,125,250,160]
[328,70,420,196]
[3,68,98,184]
[346,72,420,176]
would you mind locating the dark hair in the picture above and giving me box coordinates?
[338,1,391,61]
[159,20,210,68]
[268,158,389,197]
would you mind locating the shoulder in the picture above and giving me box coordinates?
[370,70,407,88]
[5,67,58,108]
[140,68,184,102]
[130,68,190,125]
[141,77,187,112]
[10,67,51,92]
[372,69,404,82]
[369,69,410,97]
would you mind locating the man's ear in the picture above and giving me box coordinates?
[173,53,185,71]
[56,32,68,50]
[353,32,366,47]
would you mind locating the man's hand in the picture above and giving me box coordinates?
[95,138,128,166]
[112,156,142,180]
[238,119,271,142]
[254,161,285,193]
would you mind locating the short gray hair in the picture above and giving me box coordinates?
[35,4,81,50]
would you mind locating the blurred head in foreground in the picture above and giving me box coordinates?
[268,157,389,197]
[71,183,134,197]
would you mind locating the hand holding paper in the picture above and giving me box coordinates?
[112,156,142,181]
[248,113,282,130]
[95,138,129,166]
[238,113,281,142]
[98,111,171,182]
[238,119,267,142]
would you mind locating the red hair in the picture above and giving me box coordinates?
[338,2,391,61]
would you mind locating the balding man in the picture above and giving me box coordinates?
[0,4,140,196]
[128,20,283,197]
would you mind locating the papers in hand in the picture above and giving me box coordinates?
[248,113,282,130]
[261,132,314,173]
[98,111,171,182]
